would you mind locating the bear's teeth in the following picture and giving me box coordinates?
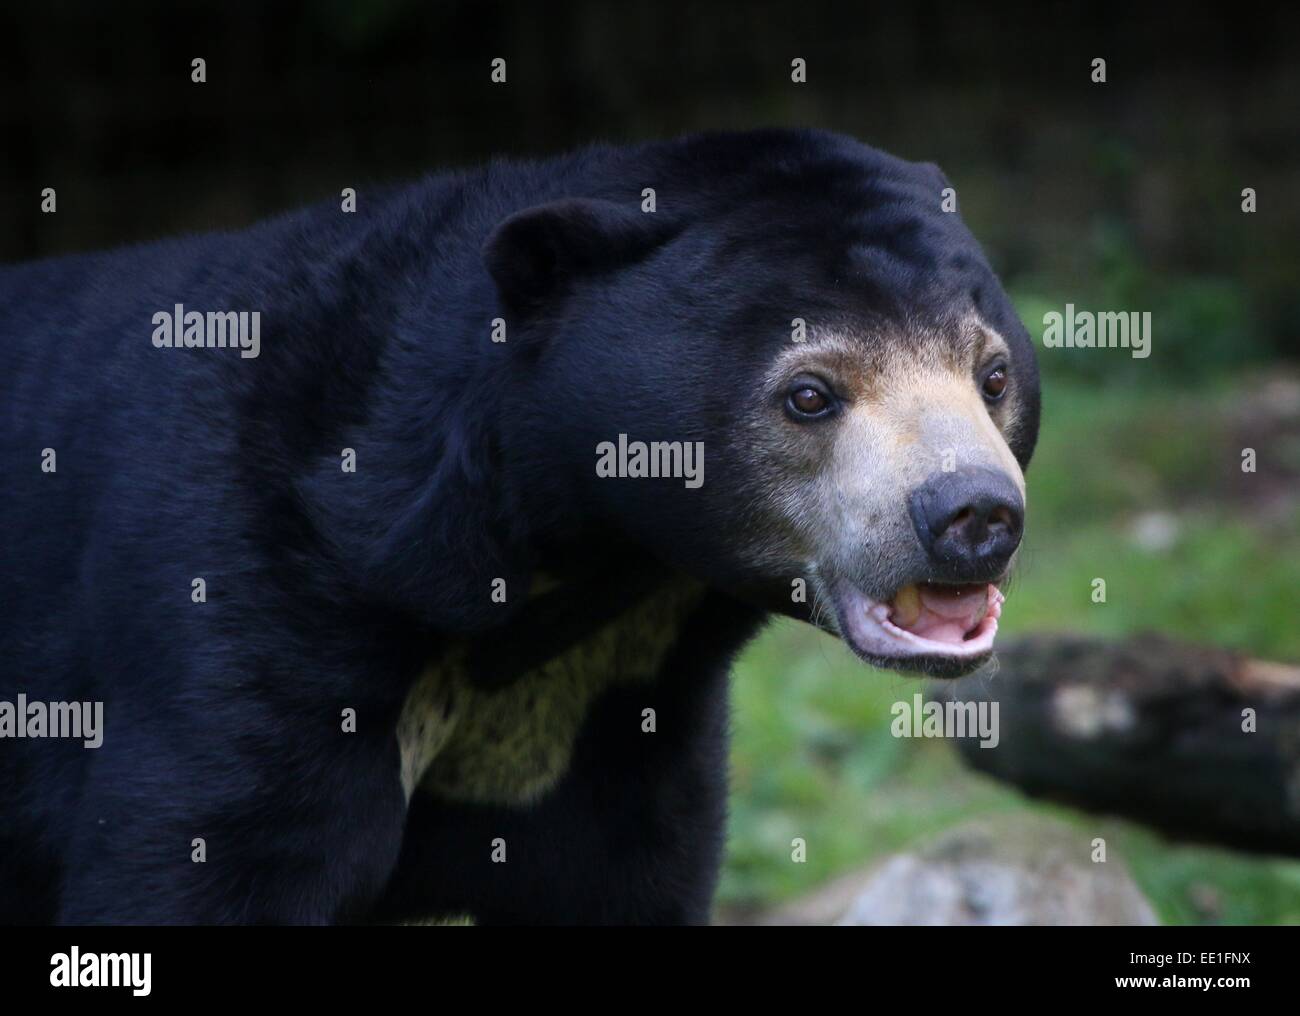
[890,584,922,628]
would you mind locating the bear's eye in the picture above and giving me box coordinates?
[786,382,834,420]
[981,364,1008,402]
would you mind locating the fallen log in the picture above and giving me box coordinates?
[934,634,1300,856]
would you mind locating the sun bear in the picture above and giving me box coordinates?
[0,128,1040,924]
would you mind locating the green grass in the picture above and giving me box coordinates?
[721,371,1300,923]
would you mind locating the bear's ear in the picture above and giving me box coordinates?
[483,198,677,313]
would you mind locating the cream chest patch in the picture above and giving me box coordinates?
[396,580,702,806]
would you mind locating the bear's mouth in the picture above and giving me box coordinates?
[831,580,1004,674]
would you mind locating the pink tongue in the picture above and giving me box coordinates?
[906,585,987,643]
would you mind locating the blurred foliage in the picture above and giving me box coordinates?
[1011,226,1255,381]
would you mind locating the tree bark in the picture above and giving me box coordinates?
[935,634,1300,856]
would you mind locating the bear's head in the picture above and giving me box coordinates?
[486,130,1040,677]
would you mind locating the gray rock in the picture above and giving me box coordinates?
[766,817,1158,926]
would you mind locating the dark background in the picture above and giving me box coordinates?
[4,1,1299,923]
[2,0,1297,373]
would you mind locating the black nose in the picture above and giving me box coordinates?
[908,467,1024,581]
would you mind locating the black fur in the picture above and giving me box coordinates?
[0,128,1038,924]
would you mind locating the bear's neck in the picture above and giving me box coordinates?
[398,572,709,804]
